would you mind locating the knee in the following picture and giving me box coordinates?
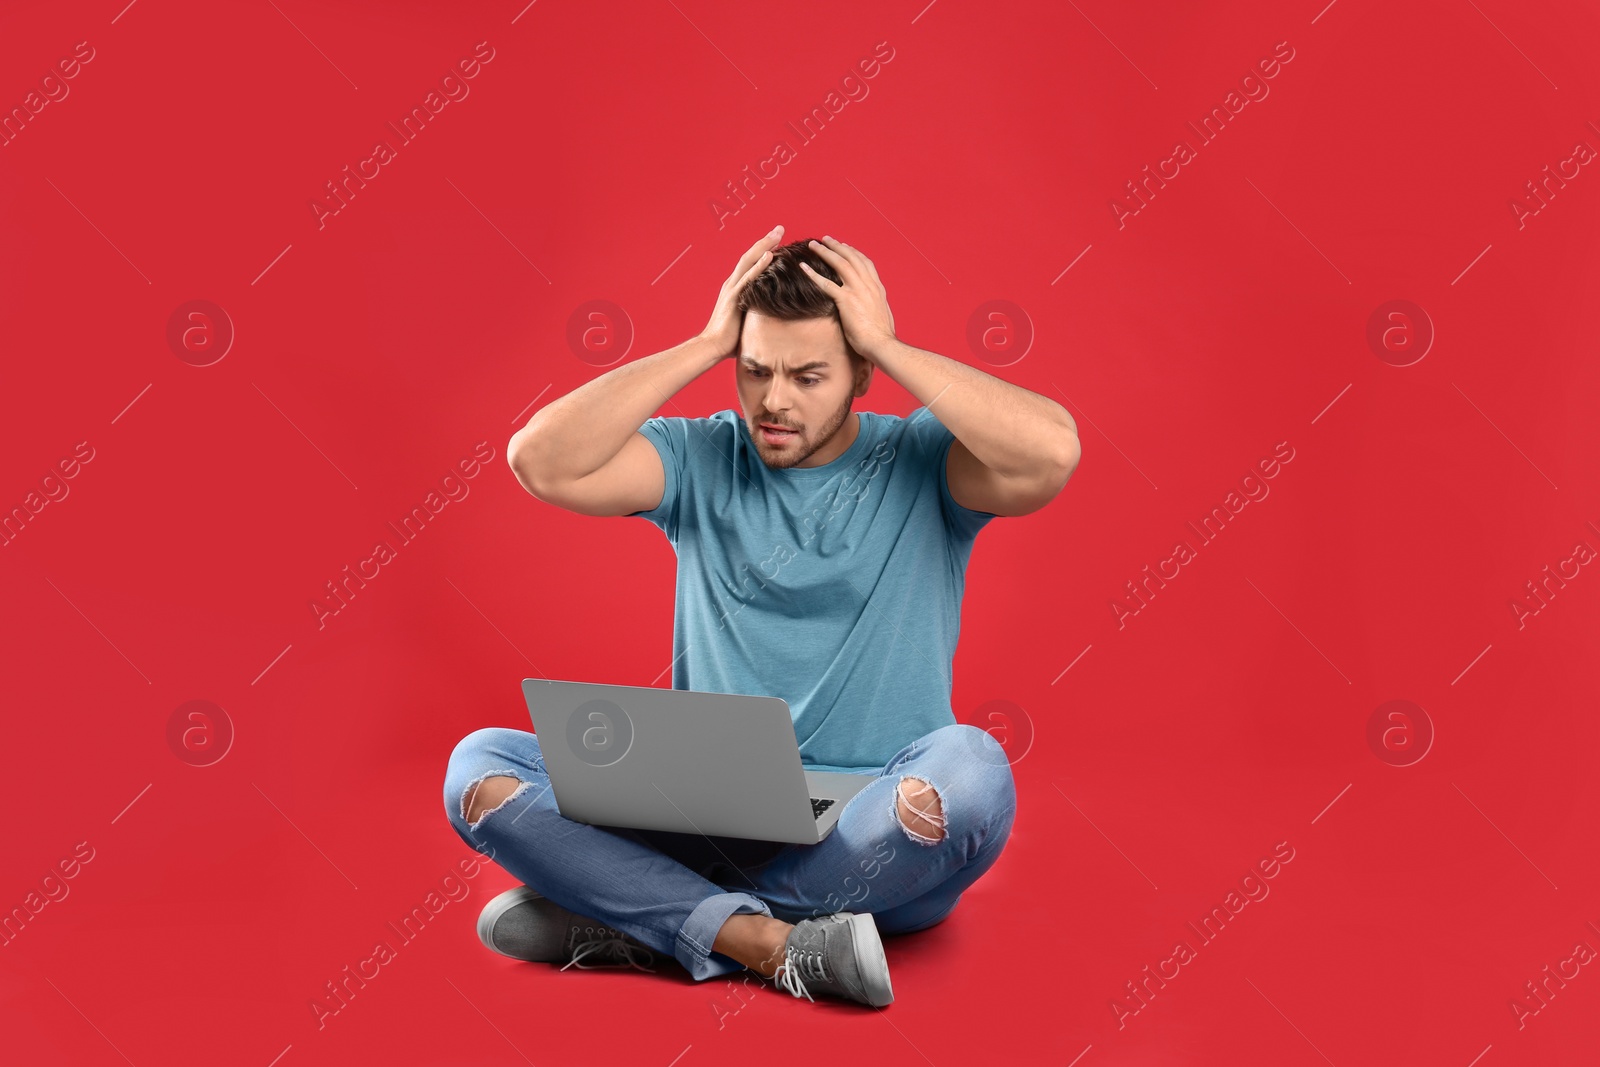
[947,722,1009,766]
[443,728,539,830]
[895,775,946,845]
[942,725,1016,807]
[462,776,524,827]
[895,726,1016,845]
[446,726,521,771]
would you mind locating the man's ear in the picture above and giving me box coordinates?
[853,356,873,396]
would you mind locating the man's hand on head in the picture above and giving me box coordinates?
[699,224,787,362]
[799,236,898,363]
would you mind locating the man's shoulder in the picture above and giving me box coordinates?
[642,408,741,430]
[870,407,949,457]
[639,409,742,449]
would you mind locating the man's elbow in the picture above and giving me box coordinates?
[507,429,546,496]
[1011,439,1079,516]
[1050,434,1081,489]
[1024,438,1077,508]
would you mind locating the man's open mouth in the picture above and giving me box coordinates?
[760,423,798,444]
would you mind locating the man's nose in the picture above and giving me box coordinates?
[763,378,792,412]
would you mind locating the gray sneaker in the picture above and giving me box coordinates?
[769,912,894,1007]
[476,886,657,973]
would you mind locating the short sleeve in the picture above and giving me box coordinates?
[905,406,999,543]
[628,416,682,541]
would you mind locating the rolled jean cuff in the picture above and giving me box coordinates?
[675,891,773,981]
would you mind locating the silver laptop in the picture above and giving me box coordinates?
[521,677,876,845]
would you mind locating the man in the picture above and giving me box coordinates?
[442,225,1080,1007]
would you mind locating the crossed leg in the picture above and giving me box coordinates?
[444,723,1015,981]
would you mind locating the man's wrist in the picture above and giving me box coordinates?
[686,332,731,371]
[858,332,902,367]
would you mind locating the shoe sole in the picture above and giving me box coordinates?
[477,885,545,959]
[844,912,895,1006]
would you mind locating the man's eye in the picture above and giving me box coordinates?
[749,368,819,386]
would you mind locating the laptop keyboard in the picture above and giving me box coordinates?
[810,797,836,820]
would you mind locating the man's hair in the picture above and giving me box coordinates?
[736,239,863,365]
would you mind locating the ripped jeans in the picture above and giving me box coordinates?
[442,722,1017,981]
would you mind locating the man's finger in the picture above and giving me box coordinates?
[798,260,839,294]
[807,237,854,282]
[830,238,883,288]
[737,249,774,288]
[853,249,883,288]
[732,226,785,282]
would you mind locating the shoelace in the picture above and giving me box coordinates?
[772,943,831,1002]
[560,926,658,973]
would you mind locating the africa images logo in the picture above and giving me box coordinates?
[567,699,634,768]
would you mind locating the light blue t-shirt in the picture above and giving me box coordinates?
[629,407,997,773]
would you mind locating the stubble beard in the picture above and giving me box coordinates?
[753,392,853,470]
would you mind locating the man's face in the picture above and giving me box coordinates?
[735,311,870,470]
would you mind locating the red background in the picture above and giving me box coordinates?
[3,1,1598,1064]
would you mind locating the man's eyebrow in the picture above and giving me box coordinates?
[738,356,833,373]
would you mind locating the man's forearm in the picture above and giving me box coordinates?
[866,337,1079,480]
[510,334,723,485]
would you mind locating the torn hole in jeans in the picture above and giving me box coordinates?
[894,773,947,845]
[462,771,531,829]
